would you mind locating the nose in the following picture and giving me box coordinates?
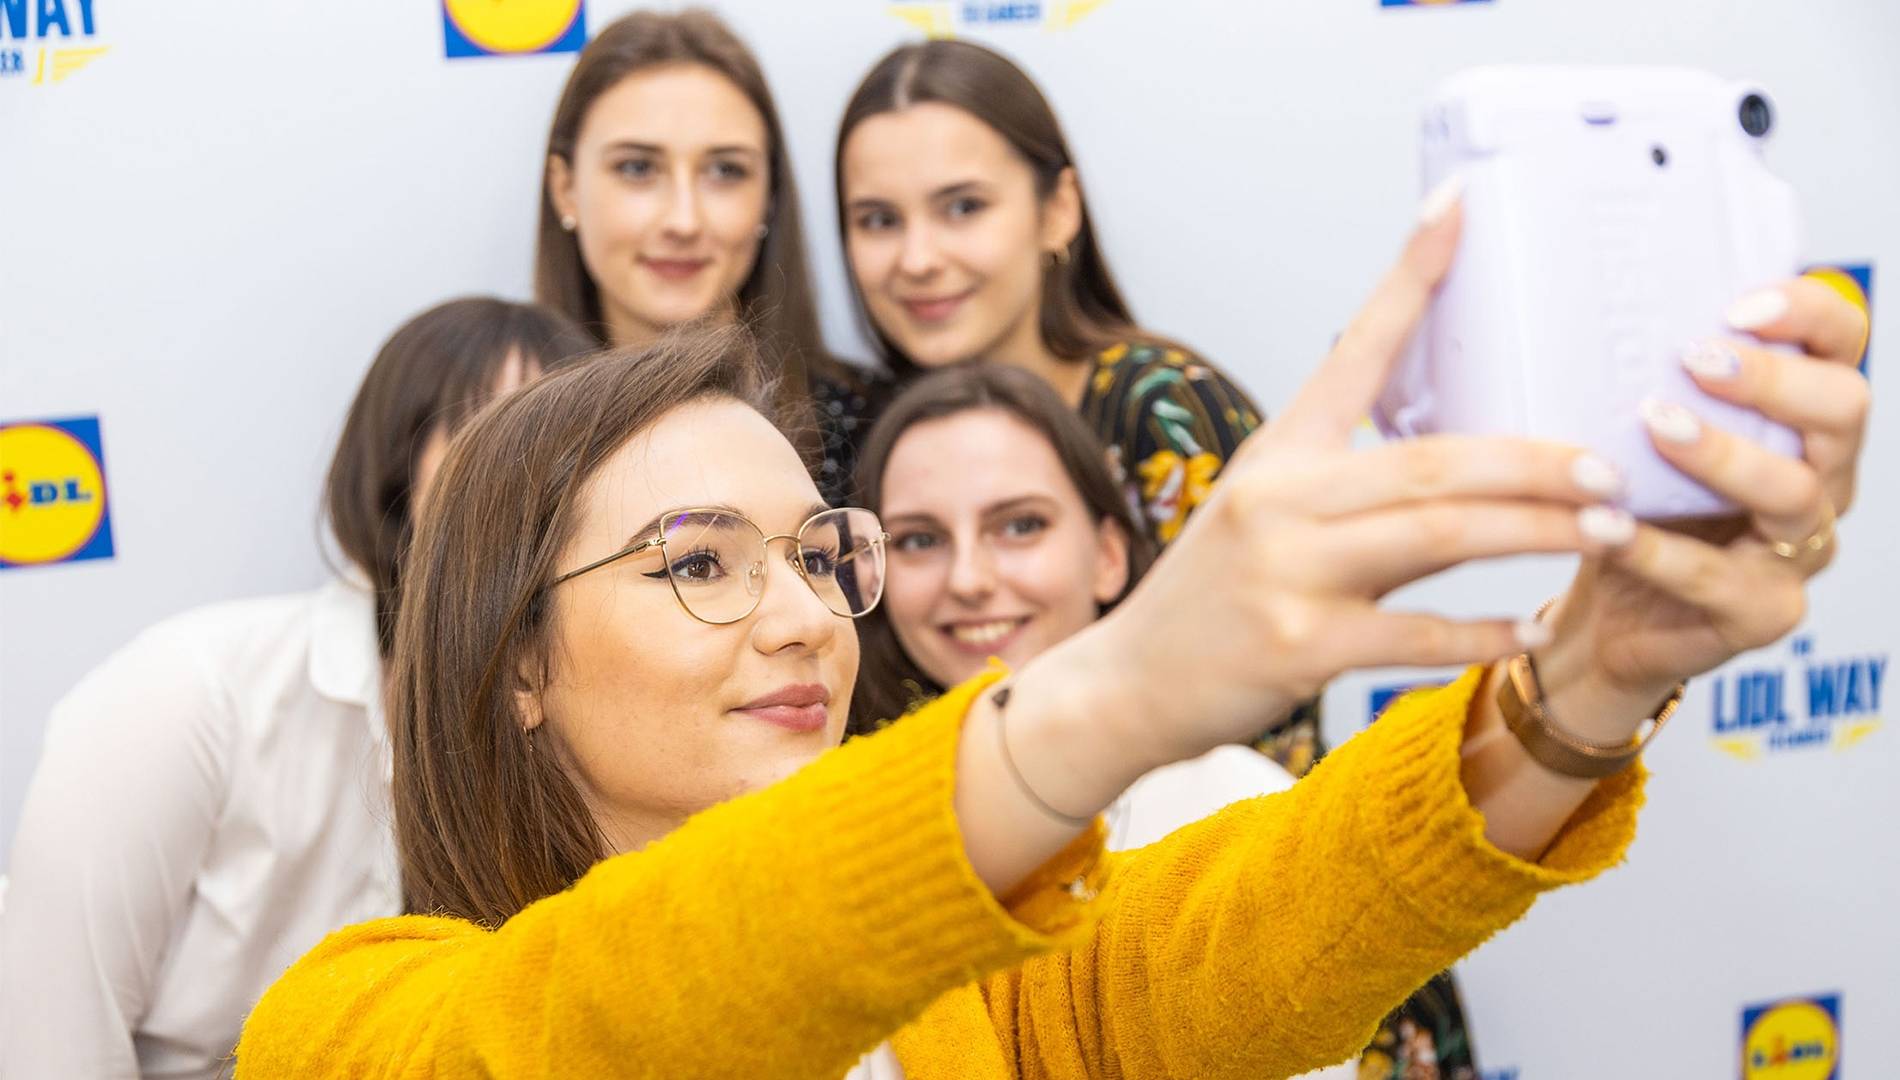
[748,537,838,656]
[660,164,704,241]
[944,536,996,604]
[896,221,942,280]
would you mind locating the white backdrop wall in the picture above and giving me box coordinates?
[2,2,1894,1076]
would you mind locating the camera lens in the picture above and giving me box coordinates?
[1651,145,1668,167]
[1739,93,1773,137]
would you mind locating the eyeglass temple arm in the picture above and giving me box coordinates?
[550,537,663,587]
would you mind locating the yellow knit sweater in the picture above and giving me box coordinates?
[236,666,1644,1078]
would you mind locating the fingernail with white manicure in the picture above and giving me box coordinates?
[1579,505,1637,547]
[1726,288,1789,330]
[1681,339,1742,380]
[1641,398,1701,444]
[1571,453,1624,498]
[1514,619,1554,651]
[1418,173,1465,226]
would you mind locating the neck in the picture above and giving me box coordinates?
[605,305,662,352]
[974,312,1091,406]
[593,801,686,856]
[603,297,738,352]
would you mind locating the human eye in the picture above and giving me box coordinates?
[613,156,658,181]
[890,530,941,554]
[707,158,753,184]
[944,195,987,220]
[997,514,1048,541]
[659,548,727,584]
[853,206,899,233]
[798,545,840,577]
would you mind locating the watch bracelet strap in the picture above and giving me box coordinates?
[1496,652,1685,780]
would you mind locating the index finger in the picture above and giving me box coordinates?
[1272,178,1464,448]
[1727,275,1872,368]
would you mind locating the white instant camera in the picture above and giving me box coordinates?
[1374,65,1805,519]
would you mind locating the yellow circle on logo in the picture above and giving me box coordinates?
[1742,1000,1839,1080]
[0,424,107,566]
[444,0,581,54]
[1803,267,1870,316]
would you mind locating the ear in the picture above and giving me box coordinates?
[513,659,547,735]
[1039,166,1085,257]
[1090,515,1131,605]
[547,153,578,227]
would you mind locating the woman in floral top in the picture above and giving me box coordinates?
[835,38,1474,1079]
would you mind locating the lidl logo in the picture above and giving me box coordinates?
[0,0,109,86]
[1741,994,1839,1080]
[443,0,585,59]
[888,0,1108,37]
[1803,262,1874,376]
[1381,0,1493,7]
[1710,635,1883,758]
[0,416,114,569]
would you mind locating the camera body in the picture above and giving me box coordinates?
[1374,66,1804,519]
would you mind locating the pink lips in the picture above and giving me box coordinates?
[641,257,710,281]
[899,290,971,323]
[733,683,831,733]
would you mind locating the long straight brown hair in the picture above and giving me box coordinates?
[324,297,594,657]
[848,363,1155,733]
[534,8,833,450]
[392,324,779,926]
[835,39,1158,381]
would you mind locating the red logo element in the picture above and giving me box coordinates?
[2,470,23,513]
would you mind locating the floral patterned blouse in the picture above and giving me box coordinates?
[1077,340,1476,1080]
[810,363,895,509]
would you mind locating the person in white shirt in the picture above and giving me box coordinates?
[0,297,593,1080]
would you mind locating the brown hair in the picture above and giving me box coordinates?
[836,39,1166,380]
[534,8,835,446]
[848,363,1155,733]
[324,297,594,657]
[391,323,780,926]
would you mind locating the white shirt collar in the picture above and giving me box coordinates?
[308,576,382,719]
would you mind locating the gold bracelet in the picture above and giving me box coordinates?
[1495,653,1685,779]
[991,685,1096,828]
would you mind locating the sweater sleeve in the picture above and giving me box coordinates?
[233,669,1110,1080]
[979,665,1647,1079]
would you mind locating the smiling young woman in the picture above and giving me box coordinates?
[536,7,889,505]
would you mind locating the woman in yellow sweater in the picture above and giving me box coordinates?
[236,198,1870,1078]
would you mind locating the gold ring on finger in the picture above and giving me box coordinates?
[1768,499,1837,561]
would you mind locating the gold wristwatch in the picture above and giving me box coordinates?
[1496,653,1685,779]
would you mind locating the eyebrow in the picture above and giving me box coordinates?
[620,502,833,548]
[884,493,1058,529]
[601,140,764,157]
[845,180,989,214]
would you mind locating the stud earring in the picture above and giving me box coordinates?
[560,214,577,232]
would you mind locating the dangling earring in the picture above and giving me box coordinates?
[560,214,577,232]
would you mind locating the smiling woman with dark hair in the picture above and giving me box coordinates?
[236,203,1869,1078]
[0,297,591,1080]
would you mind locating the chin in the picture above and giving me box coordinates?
[897,334,977,370]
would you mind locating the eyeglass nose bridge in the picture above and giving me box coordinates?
[744,532,808,601]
